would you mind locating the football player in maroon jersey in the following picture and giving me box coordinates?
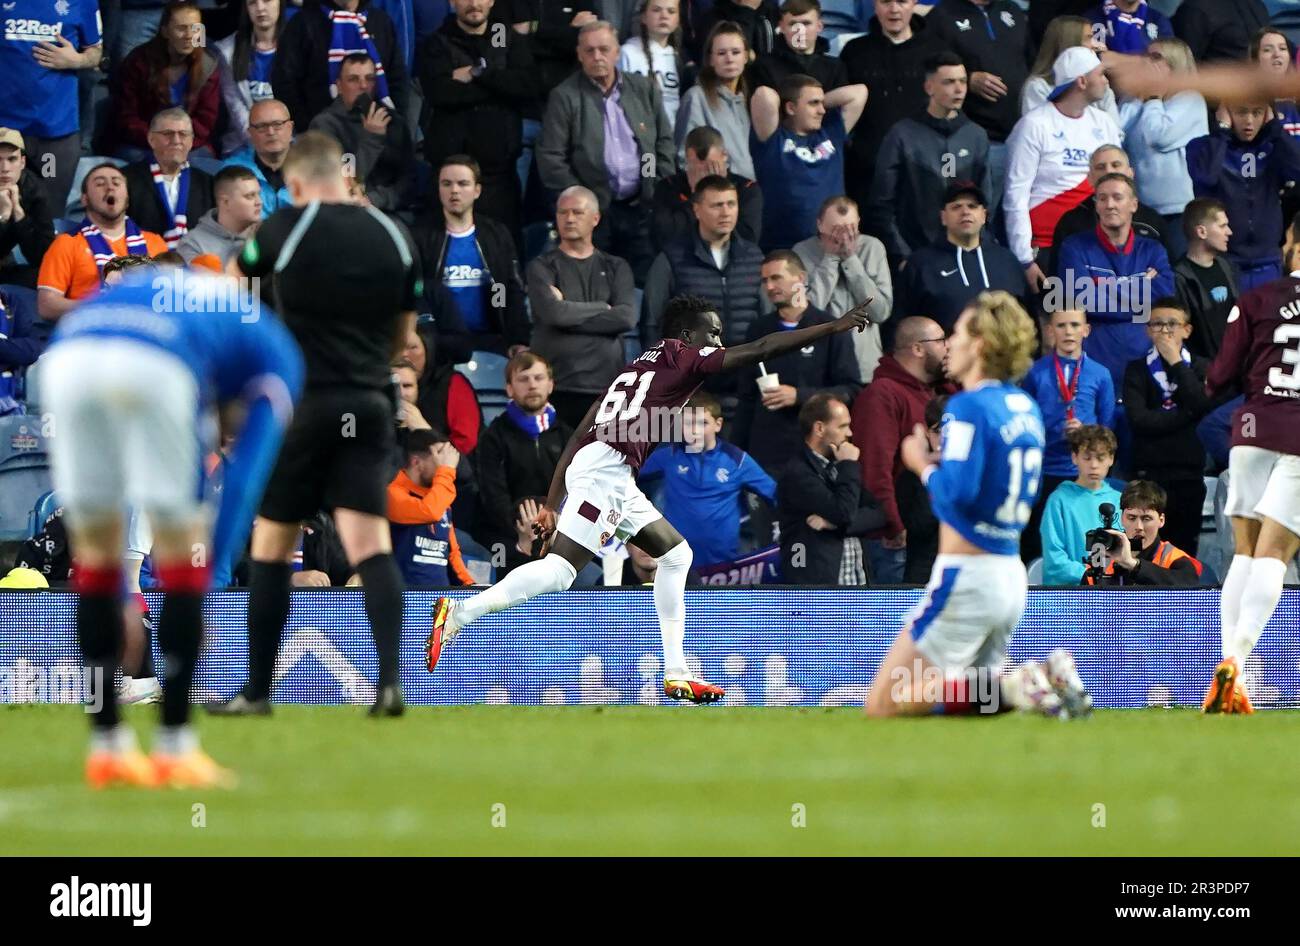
[427,294,871,703]
[1202,230,1300,713]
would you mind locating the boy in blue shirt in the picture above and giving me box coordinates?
[639,391,777,567]
[1020,308,1115,560]
[1040,424,1123,586]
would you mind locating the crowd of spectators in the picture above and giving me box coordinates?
[2,0,1295,589]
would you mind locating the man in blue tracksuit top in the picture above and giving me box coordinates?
[1053,172,1174,389]
[639,390,776,567]
[1087,2,1172,55]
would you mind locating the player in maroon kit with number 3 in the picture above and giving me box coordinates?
[427,294,871,702]
[1201,233,1300,714]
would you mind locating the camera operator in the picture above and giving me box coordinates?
[1084,481,1203,587]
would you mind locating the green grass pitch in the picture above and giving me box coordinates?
[3,704,1299,856]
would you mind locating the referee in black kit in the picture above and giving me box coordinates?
[211,131,421,717]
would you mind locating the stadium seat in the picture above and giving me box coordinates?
[1026,557,1044,586]
[458,350,508,393]
[65,156,127,219]
[27,489,59,539]
[1198,561,1219,586]
[186,153,226,177]
[0,414,51,541]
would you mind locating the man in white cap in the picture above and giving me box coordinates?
[1004,46,1123,294]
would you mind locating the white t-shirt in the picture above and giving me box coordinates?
[1004,102,1124,266]
[618,37,680,125]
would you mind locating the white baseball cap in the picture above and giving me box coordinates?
[1048,47,1103,102]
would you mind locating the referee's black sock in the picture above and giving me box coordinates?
[245,561,292,702]
[75,565,123,731]
[155,563,209,728]
[357,553,404,689]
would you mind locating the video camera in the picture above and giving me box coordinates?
[1082,503,1121,582]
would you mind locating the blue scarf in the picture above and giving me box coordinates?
[79,217,149,273]
[150,162,191,247]
[505,401,556,440]
[1146,345,1191,411]
[328,9,393,108]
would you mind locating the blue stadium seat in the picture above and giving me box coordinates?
[0,284,40,407]
[0,415,51,540]
[65,156,127,218]
[27,489,59,539]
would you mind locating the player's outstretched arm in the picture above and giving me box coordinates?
[721,300,871,372]
[535,398,603,541]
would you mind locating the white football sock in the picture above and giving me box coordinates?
[654,542,693,678]
[451,553,577,631]
[1219,554,1253,656]
[1230,556,1287,664]
[155,724,198,756]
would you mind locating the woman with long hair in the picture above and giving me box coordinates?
[1118,38,1206,260]
[674,20,753,180]
[214,0,289,156]
[1250,28,1299,135]
[1021,15,1119,121]
[619,0,690,126]
[108,0,224,157]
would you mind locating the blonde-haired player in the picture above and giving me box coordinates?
[865,291,1092,718]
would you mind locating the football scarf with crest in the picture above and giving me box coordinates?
[1146,345,1191,411]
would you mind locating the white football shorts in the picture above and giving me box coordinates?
[1225,445,1300,538]
[557,441,663,554]
[907,553,1029,672]
[44,337,203,529]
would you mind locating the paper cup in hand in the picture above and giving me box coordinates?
[756,372,780,394]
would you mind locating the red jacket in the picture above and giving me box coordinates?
[850,354,950,539]
[108,46,223,153]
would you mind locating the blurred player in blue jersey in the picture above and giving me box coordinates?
[42,265,303,788]
[865,291,1092,719]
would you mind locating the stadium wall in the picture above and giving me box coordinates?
[2,589,1298,709]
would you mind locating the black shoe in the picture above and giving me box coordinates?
[206,693,272,716]
[369,684,405,717]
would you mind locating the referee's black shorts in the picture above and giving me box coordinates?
[259,387,395,522]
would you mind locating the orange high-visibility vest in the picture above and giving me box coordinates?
[1085,540,1203,584]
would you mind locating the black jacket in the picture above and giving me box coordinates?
[926,0,1032,143]
[474,409,574,570]
[1093,537,1201,587]
[641,230,766,351]
[841,15,949,205]
[0,169,54,285]
[651,170,762,251]
[272,0,411,130]
[777,447,883,584]
[122,161,215,242]
[898,237,1025,331]
[1122,351,1215,478]
[697,0,779,58]
[734,305,862,476]
[1172,0,1269,64]
[414,211,530,362]
[746,32,846,95]
[1173,255,1240,361]
[418,15,536,175]
[1046,197,1175,282]
[510,0,600,99]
